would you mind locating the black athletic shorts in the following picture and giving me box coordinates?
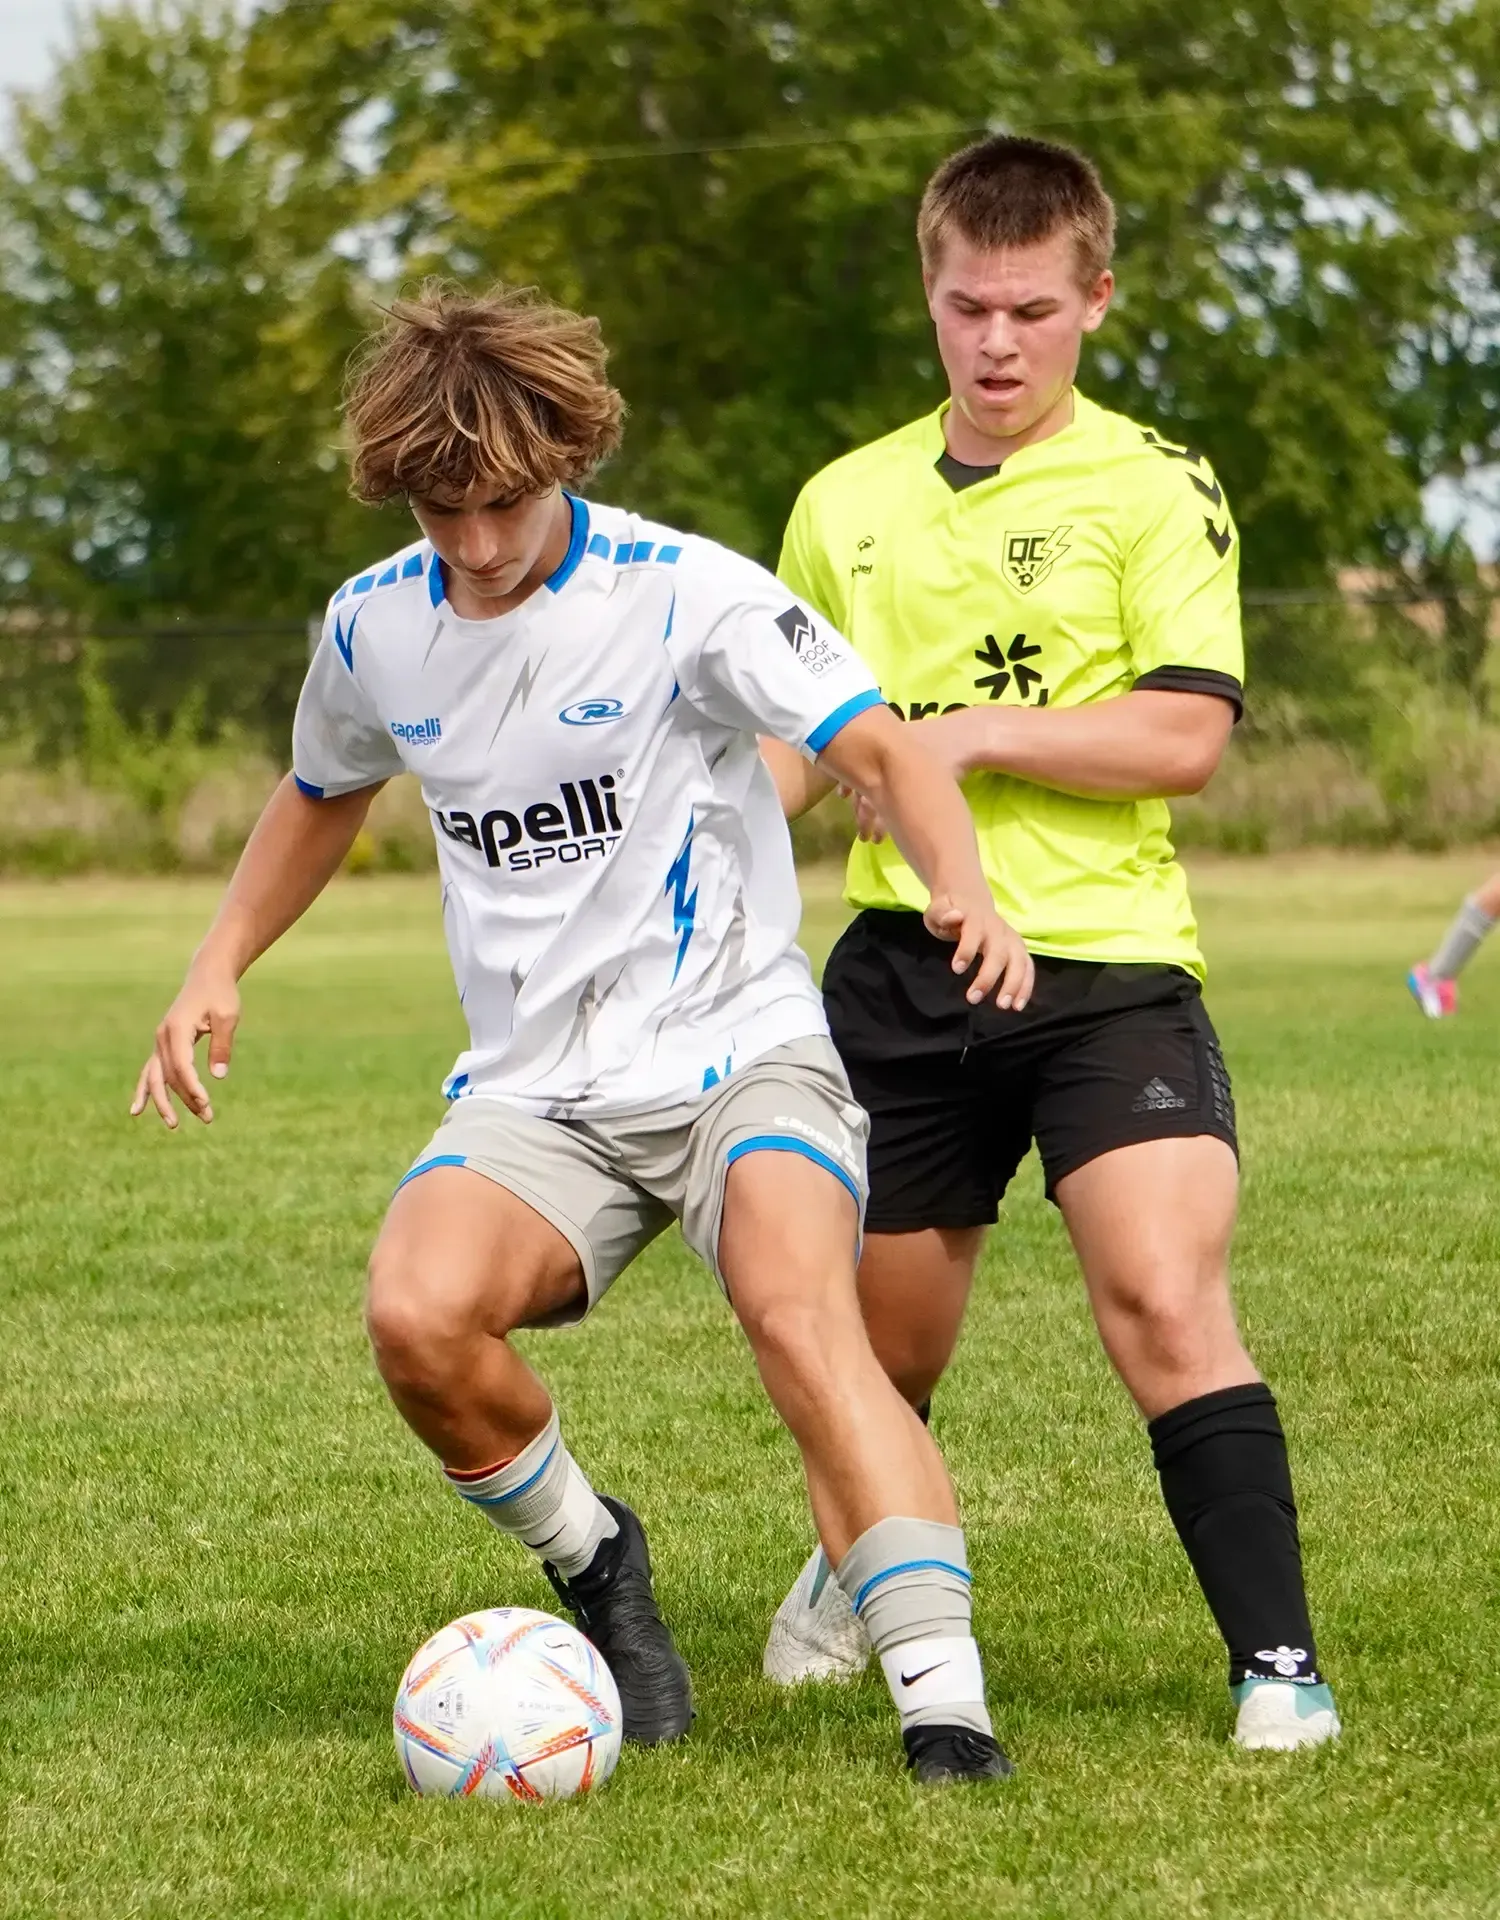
[823,909,1238,1232]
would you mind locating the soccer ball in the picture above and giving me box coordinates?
[394,1606,622,1802]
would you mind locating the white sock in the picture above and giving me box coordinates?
[835,1516,992,1737]
[444,1408,618,1578]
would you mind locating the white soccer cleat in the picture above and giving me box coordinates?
[762,1547,871,1685]
[1231,1677,1341,1751]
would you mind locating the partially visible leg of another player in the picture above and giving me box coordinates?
[365,1165,695,1746]
[1056,1135,1339,1751]
[1408,866,1500,1017]
[766,1144,1340,1751]
[718,1148,1010,1784]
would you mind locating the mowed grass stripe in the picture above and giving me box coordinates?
[1,856,1497,1918]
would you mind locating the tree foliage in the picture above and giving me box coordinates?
[2,0,1498,632]
[0,0,372,623]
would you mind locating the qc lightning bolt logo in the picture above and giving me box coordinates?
[1003,526,1071,592]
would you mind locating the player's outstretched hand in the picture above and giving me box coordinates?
[924,894,1033,1011]
[130,967,241,1129]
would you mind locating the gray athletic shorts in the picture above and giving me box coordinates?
[397,1038,869,1324]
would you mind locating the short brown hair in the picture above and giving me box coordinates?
[344,281,625,503]
[918,135,1115,285]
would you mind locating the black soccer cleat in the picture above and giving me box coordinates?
[544,1495,694,1746]
[903,1722,1015,1785]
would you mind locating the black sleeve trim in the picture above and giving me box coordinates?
[1133,665,1244,721]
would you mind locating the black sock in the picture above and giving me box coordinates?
[1149,1383,1322,1688]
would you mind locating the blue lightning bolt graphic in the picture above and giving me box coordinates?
[665,815,698,982]
[332,606,359,670]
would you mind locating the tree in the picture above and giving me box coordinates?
[244,0,1500,585]
[0,0,375,630]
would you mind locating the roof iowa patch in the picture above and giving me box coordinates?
[1003,526,1071,593]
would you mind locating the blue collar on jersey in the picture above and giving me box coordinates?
[424,493,588,612]
[545,493,589,593]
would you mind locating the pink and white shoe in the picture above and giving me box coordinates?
[1407,963,1458,1018]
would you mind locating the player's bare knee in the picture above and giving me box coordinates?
[1100,1265,1221,1373]
[365,1251,493,1396]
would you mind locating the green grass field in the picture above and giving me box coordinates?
[3,855,1499,1918]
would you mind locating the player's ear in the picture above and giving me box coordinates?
[1081,270,1114,333]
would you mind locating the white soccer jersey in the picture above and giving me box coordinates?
[292,495,885,1116]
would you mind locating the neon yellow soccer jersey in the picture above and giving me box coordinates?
[778,391,1244,980]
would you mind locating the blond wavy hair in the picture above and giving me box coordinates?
[344,281,625,502]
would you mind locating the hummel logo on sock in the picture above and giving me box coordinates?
[1255,1644,1310,1678]
[1132,1076,1187,1113]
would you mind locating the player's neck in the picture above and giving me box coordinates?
[942,387,1075,468]
[439,493,574,622]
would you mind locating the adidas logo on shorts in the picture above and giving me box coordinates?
[1132,1076,1187,1114]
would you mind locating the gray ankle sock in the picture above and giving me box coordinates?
[835,1516,991,1736]
[444,1409,618,1577]
[1430,896,1496,980]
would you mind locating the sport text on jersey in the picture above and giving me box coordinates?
[434,775,625,874]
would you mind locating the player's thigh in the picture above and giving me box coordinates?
[719,1148,864,1347]
[371,1101,670,1342]
[1055,1133,1239,1306]
[370,1165,586,1345]
[667,1037,868,1345]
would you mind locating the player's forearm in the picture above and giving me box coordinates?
[191,775,379,979]
[945,691,1232,799]
[759,735,836,820]
[827,727,989,902]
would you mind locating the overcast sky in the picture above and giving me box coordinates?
[0,0,71,100]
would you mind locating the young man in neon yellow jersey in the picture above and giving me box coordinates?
[760,135,1339,1751]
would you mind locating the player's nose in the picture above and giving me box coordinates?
[455,516,501,571]
[980,314,1017,360]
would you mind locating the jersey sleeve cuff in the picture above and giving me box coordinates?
[294,771,390,798]
[1132,665,1244,720]
[806,688,887,756]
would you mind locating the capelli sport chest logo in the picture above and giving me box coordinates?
[390,716,441,745]
[435,776,624,873]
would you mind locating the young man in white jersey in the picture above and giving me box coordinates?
[130,284,1035,1785]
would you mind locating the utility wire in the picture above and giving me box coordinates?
[437,87,1497,174]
